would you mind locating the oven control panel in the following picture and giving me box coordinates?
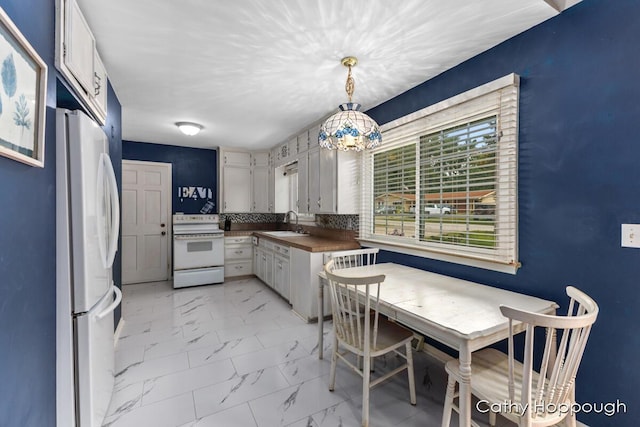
[173,214,220,224]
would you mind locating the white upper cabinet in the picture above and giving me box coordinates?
[298,146,359,214]
[270,121,358,214]
[252,152,270,212]
[306,148,322,213]
[275,142,289,167]
[297,151,309,214]
[219,148,251,213]
[252,151,269,167]
[306,147,338,214]
[219,149,274,213]
[91,51,108,120]
[222,165,252,212]
[306,124,320,153]
[64,0,94,93]
[56,0,108,124]
[223,150,251,167]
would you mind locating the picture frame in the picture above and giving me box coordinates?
[0,7,47,168]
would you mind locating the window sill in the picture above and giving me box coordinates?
[357,238,519,275]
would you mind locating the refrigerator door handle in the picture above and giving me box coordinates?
[103,153,120,269]
[96,154,108,268]
[96,285,122,320]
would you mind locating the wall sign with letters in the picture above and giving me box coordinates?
[178,186,213,202]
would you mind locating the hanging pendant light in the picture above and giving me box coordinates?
[318,57,382,151]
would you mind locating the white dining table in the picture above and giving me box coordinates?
[317,263,558,427]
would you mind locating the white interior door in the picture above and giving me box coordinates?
[122,160,171,284]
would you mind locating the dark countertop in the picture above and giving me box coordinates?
[225,230,360,253]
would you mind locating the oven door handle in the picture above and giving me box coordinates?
[174,234,224,241]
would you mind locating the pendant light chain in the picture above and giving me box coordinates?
[345,64,355,102]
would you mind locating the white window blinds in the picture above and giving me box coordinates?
[360,74,520,272]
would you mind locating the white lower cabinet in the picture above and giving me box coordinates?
[224,236,253,278]
[289,247,332,322]
[254,245,273,286]
[254,239,332,319]
[273,253,290,301]
[262,249,274,287]
[254,239,291,301]
[253,246,261,278]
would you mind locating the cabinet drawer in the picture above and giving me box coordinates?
[224,245,252,260]
[225,236,253,245]
[260,240,275,251]
[225,260,253,277]
[272,244,290,257]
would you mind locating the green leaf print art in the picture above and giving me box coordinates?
[1,53,17,98]
[13,94,31,129]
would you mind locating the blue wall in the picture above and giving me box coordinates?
[105,82,123,321]
[123,141,218,214]
[368,1,638,425]
[0,1,57,424]
[0,0,122,425]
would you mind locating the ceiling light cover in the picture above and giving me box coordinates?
[176,122,202,136]
[319,57,381,151]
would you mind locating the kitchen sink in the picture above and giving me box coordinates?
[261,231,309,237]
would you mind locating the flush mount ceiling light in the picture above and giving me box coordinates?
[318,56,381,151]
[176,122,203,136]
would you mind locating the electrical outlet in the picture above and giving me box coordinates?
[621,224,640,248]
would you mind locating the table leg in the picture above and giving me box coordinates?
[458,342,472,427]
[318,278,324,359]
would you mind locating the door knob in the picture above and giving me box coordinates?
[161,223,166,227]
[161,231,166,236]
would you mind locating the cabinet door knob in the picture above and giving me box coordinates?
[161,231,166,236]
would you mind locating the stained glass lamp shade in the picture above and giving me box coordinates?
[318,57,382,151]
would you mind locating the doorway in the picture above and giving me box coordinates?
[121,160,172,284]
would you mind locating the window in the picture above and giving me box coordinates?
[360,74,519,273]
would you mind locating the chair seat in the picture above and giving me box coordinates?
[446,348,569,426]
[340,316,415,357]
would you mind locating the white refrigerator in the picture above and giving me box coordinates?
[56,109,122,427]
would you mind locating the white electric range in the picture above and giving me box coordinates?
[172,214,224,288]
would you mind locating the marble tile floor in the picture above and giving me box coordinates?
[103,278,508,427]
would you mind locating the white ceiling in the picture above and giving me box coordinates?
[77,0,576,151]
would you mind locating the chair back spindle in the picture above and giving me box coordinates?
[501,286,598,422]
[328,248,378,270]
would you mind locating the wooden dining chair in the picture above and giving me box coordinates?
[324,259,416,427]
[328,247,379,269]
[441,286,599,427]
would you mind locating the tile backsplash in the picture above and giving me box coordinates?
[219,213,359,231]
[219,213,283,223]
[316,214,359,231]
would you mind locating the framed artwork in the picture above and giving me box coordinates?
[0,7,47,167]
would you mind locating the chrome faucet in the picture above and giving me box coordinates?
[284,210,305,233]
[284,210,298,227]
